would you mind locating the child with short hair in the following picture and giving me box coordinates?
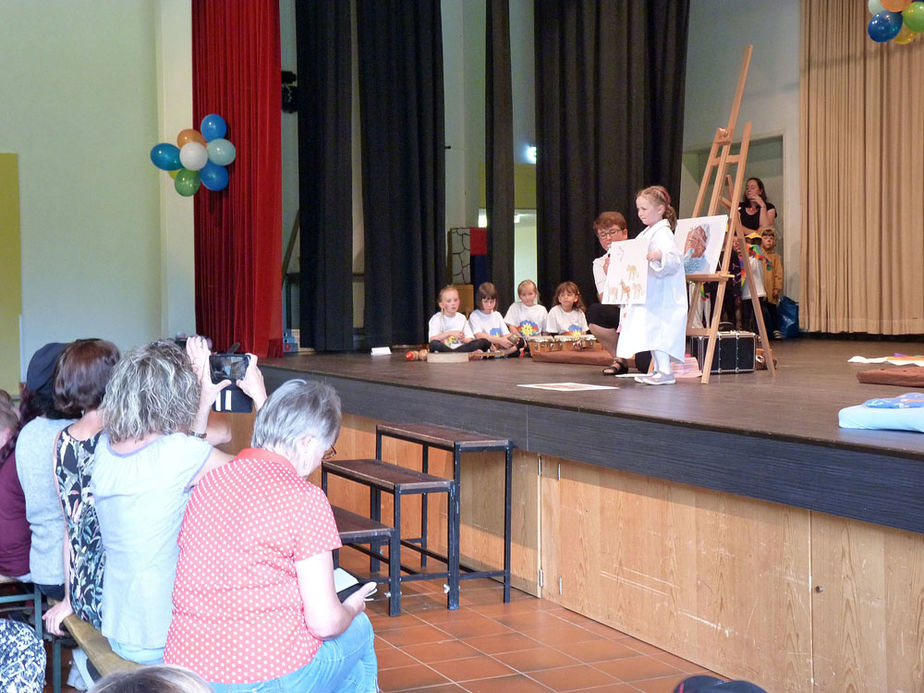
[468,283,520,354]
[760,226,783,338]
[617,185,687,385]
[545,281,588,336]
[428,285,492,353]
[503,279,548,340]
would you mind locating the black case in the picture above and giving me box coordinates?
[687,331,756,374]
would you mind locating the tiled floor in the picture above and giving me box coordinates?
[34,548,720,693]
[350,551,720,693]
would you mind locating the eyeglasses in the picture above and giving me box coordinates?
[597,228,623,239]
[322,445,337,461]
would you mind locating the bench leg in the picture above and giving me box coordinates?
[419,446,429,567]
[369,488,382,572]
[388,528,400,616]
[33,583,43,639]
[447,482,460,610]
[503,446,513,603]
[53,636,63,693]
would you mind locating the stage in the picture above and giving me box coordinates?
[261,337,924,535]
[260,337,923,690]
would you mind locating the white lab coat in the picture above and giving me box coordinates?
[616,219,687,362]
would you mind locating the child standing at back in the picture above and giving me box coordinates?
[504,279,548,340]
[545,281,588,336]
[428,285,492,353]
[468,282,520,354]
[616,185,687,385]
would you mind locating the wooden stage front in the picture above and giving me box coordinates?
[260,338,923,691]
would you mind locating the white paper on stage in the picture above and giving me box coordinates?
[673,215,728,275]
[517,382,619,391]
[603,236,648,305]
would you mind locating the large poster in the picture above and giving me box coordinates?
[603,236,648,305]
[674,215,728,274]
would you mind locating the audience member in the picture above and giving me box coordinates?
[0,389,30,580]
[92,337,266,665]
[89,665,213,693]
[760,226,783,338]
[740,234,769,334]
[0,618,45,693]
[164,380,377,692]
[738,177,777,232]
[15,342,74,599]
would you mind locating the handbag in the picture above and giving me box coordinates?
[777,296,799,338]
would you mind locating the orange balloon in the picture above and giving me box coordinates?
[882,0,910,11]
[894,24,917,43]
[177,128,206,148]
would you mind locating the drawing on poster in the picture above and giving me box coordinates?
[674,215,728,275]
[603,236,648,305]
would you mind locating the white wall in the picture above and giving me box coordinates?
[682,0,801,299]
[0,0,172,376]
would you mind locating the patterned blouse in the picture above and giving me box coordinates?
[54,427,105,629]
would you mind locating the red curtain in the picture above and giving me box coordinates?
[191,0,282,357]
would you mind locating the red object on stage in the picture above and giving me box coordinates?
[469,227,487,256]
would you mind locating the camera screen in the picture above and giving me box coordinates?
[209,354,249,383]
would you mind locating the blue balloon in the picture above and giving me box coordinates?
[150,142,181,171]
[868,10,903,42]
[200,113,227,142]
[200,161,229,191]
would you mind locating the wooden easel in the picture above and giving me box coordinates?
[685,45,775,384]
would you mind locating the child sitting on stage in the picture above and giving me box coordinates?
[503,279,548,341]
[617,185,687,385]
[427,285,492,353]
[545,281,588,336]
[468,282,520,355]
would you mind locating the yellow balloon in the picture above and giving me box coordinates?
[168,169,179,179]
[894,25,918,43]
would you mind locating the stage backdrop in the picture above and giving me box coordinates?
[534,0,690,307]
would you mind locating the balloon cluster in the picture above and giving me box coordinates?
[149,114,237,196]
[868,0,924,44]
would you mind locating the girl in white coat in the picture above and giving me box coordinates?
[616,186,687,385]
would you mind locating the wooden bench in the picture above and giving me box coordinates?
[0,574,42,638]
[376,422,515,603]
[322,457,460,610]
[331,505,400,616]
[50,613,140,692]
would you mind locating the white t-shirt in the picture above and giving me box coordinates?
[545,305,589,335]
[741,252,766,300]
[427,311,474,349]
[503,302,548,337]
[468,309,509,337]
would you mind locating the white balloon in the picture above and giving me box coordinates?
[869,0,885,14]
[179,142,208,171]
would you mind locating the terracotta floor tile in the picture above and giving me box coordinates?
[623,639,666,656]
[469,596,545,618]
[408,685,468,692]
[653,651,707,673]
[434,615,514,639]
[593,655,683,682]
[493,645,580,672]
[379,623,455,647]
[460,674,554,692]
[631,672,697,692]
[528,663,616,691]
[369,611,426,631]
[412,605,479,625]
[376,643,420,670]
[377,663,452,691]
[494,609,570,631]
[523,621,605,647]
[402,639,480,663]
[555,638,641,663]
[580,684,638,692]
[427,654,517,682]
[465,631,541,654]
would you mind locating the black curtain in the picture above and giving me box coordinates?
[295,0,354,351]
[534,0,690,306]
[486,0,515,303]
[357,0,445,346]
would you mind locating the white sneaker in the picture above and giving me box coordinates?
[641,372,675,385]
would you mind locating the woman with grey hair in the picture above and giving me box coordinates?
[89,664,213,693]
[164,379,377,692]
[91,337,266,666]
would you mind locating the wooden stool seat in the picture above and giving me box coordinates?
[331,506,401,616]
[323,457,454,494]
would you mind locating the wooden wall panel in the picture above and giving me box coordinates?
[541,456,813,692]
[810,513,924,693]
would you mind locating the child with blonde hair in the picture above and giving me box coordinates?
[428,285,491,353]
[503,279,548,340]
[545,281,588,336]
[617,186,687,385]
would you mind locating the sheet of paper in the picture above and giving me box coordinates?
[517,382,619,391]
[603,236,648,305]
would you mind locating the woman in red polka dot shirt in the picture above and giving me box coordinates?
[164,379,378,692]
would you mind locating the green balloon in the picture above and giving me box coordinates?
[904,1,924,32]
[174,168,201,197]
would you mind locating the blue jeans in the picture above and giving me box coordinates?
[210,613,377,693]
